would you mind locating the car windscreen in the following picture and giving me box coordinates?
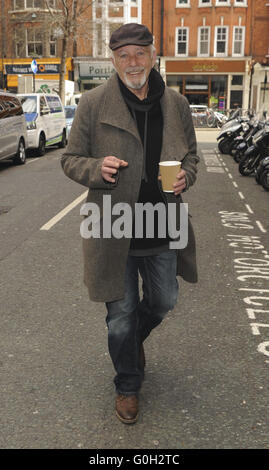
[65,107,76,119]
[20,96,37,113]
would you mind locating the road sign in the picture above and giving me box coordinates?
[31,59,38,74]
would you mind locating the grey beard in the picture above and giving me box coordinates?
[123,71,147,90]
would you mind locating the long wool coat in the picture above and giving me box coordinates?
[61,72,200,302]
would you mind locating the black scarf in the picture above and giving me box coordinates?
[118,68,165,182]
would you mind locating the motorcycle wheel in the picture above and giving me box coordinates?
[261,170,269,191]
[218,137,232,154]
[229,140,240,157]
[239,154,257,176]
[234,150,244,163]
[255,169,261,184]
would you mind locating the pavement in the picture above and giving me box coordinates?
[0,130,268,450]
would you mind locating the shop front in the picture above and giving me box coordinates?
[74,59,115,92]
[164,59,249,111]
[1,58,73,99]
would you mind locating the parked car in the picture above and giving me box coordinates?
[0,91,28,165]
[18,93,66,156]
[64,105,77,141]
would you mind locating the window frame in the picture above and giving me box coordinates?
[198,0,212,7]
[175,26,189,57]
[198,26,210,57]
[176,0,190,8]
[232,25,245,57]
[26,28,43,58]
[214,25,229,57]
[234,0,247,6]
[215,0,231,6]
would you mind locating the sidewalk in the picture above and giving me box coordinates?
[195,128,219,143]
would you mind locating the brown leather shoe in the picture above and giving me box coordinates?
[115,394,139,424]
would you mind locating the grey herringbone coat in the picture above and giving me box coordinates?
[61,73,199,302]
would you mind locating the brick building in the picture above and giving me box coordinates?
[1,0,269,112]
[249,0,269,113]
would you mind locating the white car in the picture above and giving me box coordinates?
[0,91,28,165]
[18,93,66,156]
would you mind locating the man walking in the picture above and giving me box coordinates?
[61,23,199,424]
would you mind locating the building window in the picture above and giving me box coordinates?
[214,26,228,56]
[176,27,189,56]
[232,26,245,56]
[14,27,26,57]
[198,0,212,6]
[13,0,56,8]
[49,35,56,56]
[176,0,190,7]
[13,0,24,8]
[215,0,230,6]
[234,0,247,6]
[26,0,43,7]
[26,28,43,57]
[198,26,210,56]
[232,75,243,86]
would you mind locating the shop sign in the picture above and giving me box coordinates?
[166,60,245,74]
[5,63,60,74]
[192,63,218,72]
[79,62,114,79]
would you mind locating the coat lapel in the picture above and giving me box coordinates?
[99,73,141,143]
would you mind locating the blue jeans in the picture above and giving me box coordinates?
[105,250,179,395]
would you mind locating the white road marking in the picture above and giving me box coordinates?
[256,221,267,233]
[233,181,238,188]
[26,158,40,165]
[40,191,88,231]
[228,173,233,179]
[207,167,225,173]
[238,191,245,200]
[245,204,254,214]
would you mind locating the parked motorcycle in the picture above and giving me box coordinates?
[255,156,269,190]
[239,125,269,176]
[261,167,269,191]
[217,114,248,155]
[233,118,264,163]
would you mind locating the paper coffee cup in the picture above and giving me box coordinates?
[159,161,181,192]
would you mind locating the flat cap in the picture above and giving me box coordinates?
[109,23,153,51]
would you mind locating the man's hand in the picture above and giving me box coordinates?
[173,169,186,195]
[101,156,128,183]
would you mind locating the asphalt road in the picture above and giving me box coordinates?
[0,133,268,450]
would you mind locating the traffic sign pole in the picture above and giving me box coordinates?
[31,59,38,93]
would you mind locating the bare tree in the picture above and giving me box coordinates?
[45,0,96,102]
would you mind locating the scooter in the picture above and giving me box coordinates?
[233,119,264,163]
[261,166,269,191]
[217,116,248,155]
[255,156,269,189]
[239,125,269,176]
